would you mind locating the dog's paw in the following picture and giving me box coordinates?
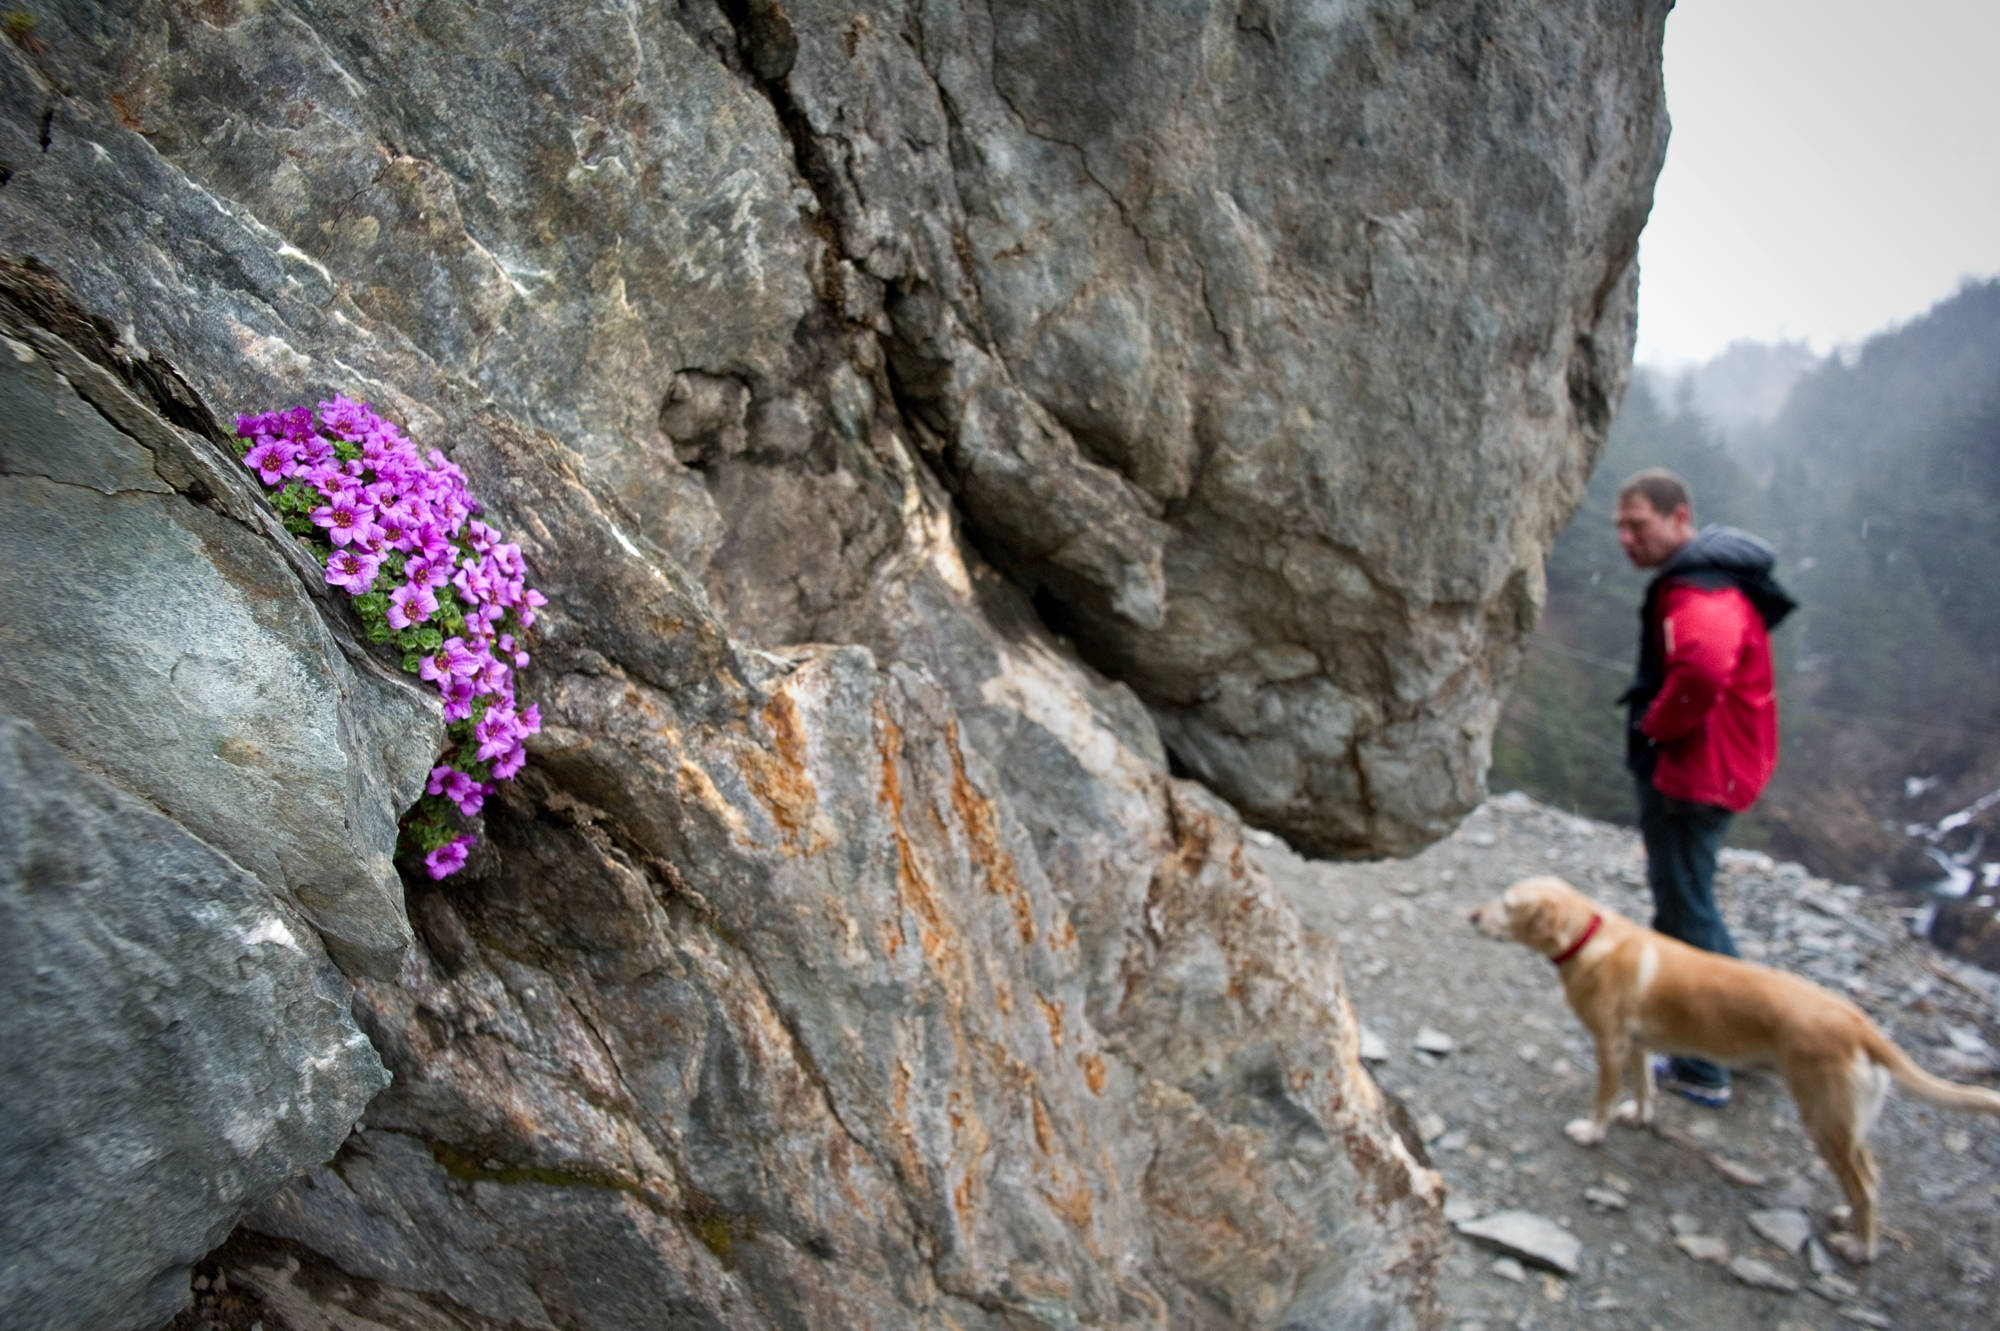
[1826,1231,1876,1265]
[1564,1118,1606,1146]
[1612,1098,1644,1126]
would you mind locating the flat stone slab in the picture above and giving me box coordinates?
[1944,1023,1992,1056]
[1442,1195,1483,1225]
[1414,1026,1459,1055]
[1674,1234,1731,1264]
[1453,1209,1582,1275]
[1359,1026,1390,1063]
[1705,1152,1769,1187]
[1748,1207,1814,1254]
[1729,1255,1802,1293]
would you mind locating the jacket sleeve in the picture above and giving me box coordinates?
[1640,583,1748,743]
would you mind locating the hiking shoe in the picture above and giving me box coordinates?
[1650,1055,1731,1108]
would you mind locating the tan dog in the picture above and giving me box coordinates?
[1469,875,2000,1262]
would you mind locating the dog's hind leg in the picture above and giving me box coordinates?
[1821,1139,1880,1265]
[1788,1053,1884,1263]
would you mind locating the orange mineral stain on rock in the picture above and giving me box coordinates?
[675,761,752,845]
[878,913,907,959]
[874,705,957,970]
[1080,1052,1107,1096]
[1035,994,1065,1050]
[1043,1178,1096,1236]
[1030,1088,1054,1155]
[953,1168,979,1232]
[873,705,906,818]
[945,722,1035,944]
[949,1102,993,1234]
[885,1055,933,1191]
[739,689,828,856]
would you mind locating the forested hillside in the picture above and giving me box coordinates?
[1647,337,1819,446]
[1496,279,2000,917]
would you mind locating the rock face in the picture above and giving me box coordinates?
[0,2,1667,1328]
[0,272,427,1330]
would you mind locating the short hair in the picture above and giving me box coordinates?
[1618,468,1693,519]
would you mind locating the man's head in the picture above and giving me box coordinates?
[1615,469,1696,569]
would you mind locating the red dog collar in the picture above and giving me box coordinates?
[1550,914,1602,967]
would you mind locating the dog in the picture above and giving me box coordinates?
[1468,874,2000,1262]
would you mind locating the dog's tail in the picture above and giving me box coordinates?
[1865,1027,2000,1115]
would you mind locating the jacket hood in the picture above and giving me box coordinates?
[1656,525,1798,629]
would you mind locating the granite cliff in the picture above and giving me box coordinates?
[0,3,1667,1328]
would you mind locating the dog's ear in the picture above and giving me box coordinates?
[1509,890,1563,952]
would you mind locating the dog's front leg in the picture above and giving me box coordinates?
[1565,1033,1628,1145]
[1622,1042,1654,1127]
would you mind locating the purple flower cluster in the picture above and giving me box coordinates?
[235,396,544,879]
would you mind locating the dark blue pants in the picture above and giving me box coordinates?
[1637,781,1737,1089]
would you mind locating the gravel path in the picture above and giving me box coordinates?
[1257,792,2000,1331]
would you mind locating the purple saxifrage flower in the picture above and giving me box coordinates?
[243,437,296,484]
[404,553,453,589]
[424,833,476,880]
[418,648,452,686]
[326,547,381,595]
[387,582,439,630]
[310,495,380,548]
[439,676,477,723]
[491,744,528,781]
[441,635,484,678]
[238,395,547,879]
[474,705,521,763]
[425,764,488,817]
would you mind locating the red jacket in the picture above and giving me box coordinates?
[1640,579,1778,812]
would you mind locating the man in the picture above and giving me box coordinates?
[1615,468,1796,1107]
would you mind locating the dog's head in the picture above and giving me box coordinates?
[1467,875,1592,956]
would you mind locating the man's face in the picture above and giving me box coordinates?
[1615,495,1693,569]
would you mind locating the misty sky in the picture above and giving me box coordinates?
[1635,1,2000,368]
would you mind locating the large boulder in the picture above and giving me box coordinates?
[732,0,1671,856]
[0,710,389,1331]
[0,2,1667,1327]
